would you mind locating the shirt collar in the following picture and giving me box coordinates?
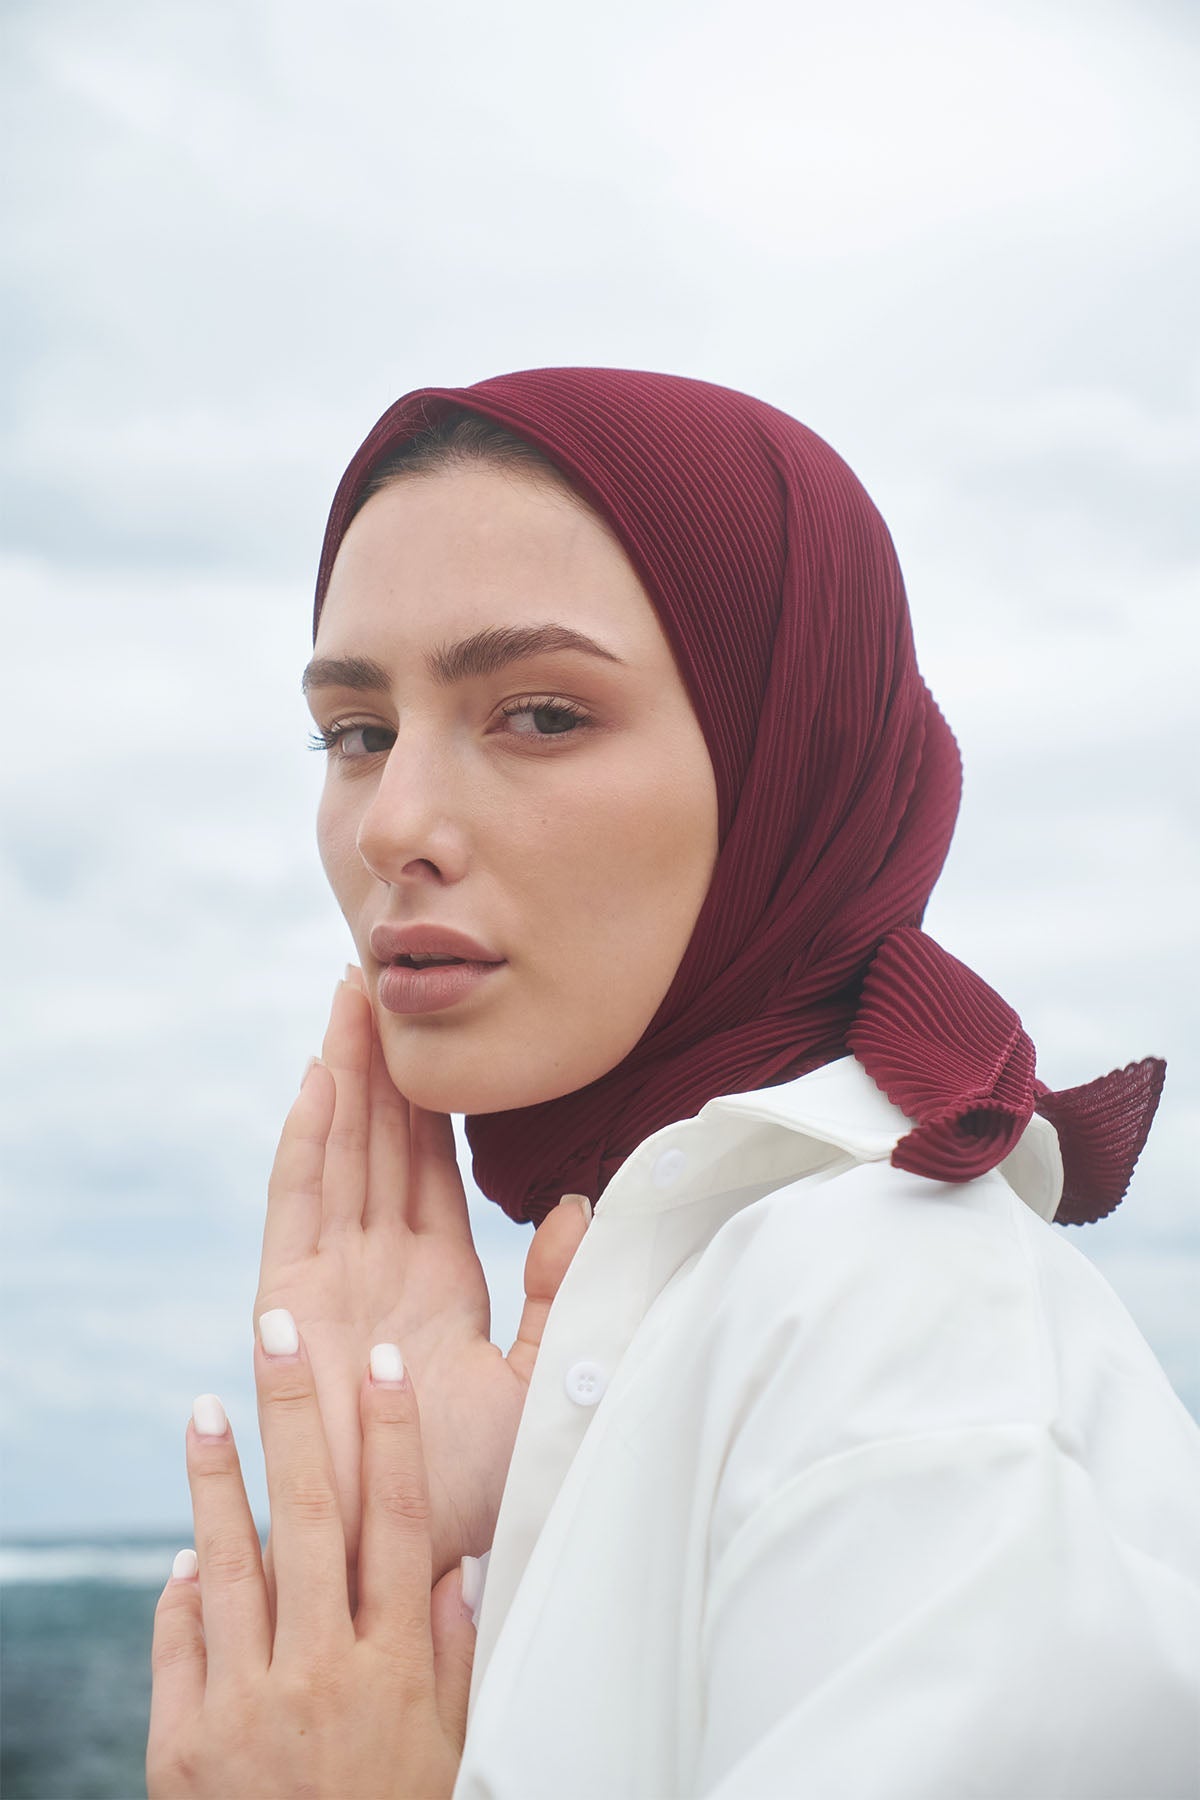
[599,1055,1064,1224]
[469,1054,1064,1701]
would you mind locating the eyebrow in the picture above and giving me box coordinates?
[301,623,626,695]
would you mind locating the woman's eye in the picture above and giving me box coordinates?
[309,702,587,758]
[500,700,588,739]
[309,723,395,758]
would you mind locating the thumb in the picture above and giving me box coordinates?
[507,1195,591,1384]
[431,1560,478,1752]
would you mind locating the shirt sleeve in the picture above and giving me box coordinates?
[689,1158,1200,1800]
[695,1418,1200,1799]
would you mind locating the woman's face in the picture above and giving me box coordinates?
[308,464,719,1115]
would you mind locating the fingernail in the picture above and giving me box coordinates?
[344,962,363,986]
[460,1551,488,1625]
[258,1308,299,1357]
[192,1393,227,1438]
[300,1055,322,1091]
[171,1547,199,1580]
[369,1342,405,1385]
[558,1192,593,1224]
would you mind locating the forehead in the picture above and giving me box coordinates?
[316,464,658,653]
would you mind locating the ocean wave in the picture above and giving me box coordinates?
[0,1542,188,1584]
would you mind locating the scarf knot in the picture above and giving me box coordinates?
[848,927,1164,1223]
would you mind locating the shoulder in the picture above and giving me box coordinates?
[695,1152,1195,1465]
[698,1159,1050,1449]
[708,1155,1045,1363]
[690,1155,1200,1562]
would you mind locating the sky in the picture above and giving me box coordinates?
[2,0,1197,1535]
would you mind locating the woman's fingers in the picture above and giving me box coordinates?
[362,1022,413,1230]
[344,961,367,995]
[147,1552,206,1747]
[507,1194,591,1386]
[431,1564,477,1754]
[354,1345,435,1673]
[184,1396,273,1680]
[254,1309,351,1656]
[319,977,374,1230]
[259,1058,336,1268]
[408,1104,475,1242]
[328,968,462,1237]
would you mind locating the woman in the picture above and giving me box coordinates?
[148,369,1200,1798]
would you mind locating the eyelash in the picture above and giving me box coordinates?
[308,697,591,758]
[307,722,391,757]
[498,696,590,738]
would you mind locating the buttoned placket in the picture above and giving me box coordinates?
[468,1103,854,1703]
[466,1055,1063,1705]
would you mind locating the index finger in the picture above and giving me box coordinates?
[319,978,374,1231]
[407,1104,473,1243]
[361,1021,413,1231]
[259,1059,336,1268]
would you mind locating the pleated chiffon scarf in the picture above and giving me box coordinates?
[313,367,1164,1228]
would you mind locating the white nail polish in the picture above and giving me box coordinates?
[172,1547,199,1580]
[258,1308,299,1357]
[192,1393,227,1437]
[558,1192,593,1224]
[460,1552,488,1626]
[300,1055,321,1090]
[369,1342,405,1384]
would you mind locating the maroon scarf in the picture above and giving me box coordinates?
[314,367,1163,1227]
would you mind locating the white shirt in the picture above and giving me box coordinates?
[454,1057,1200,1799]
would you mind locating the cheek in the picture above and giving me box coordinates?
[535,742,717,960]
[621,730,714,862]
[316,786,362,899]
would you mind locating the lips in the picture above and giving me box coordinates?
[371,926,507,1016]
[368,921,506,969]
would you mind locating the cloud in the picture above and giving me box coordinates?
[636,0,1199,256]
[5,0,1197,569]
[2,0,1197,1531]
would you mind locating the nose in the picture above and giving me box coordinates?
[354,731,471,887]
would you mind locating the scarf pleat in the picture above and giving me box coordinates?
[314,368,1163,1227]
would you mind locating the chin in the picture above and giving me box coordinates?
[374,1017,602,1116]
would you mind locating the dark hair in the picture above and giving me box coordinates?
[349,406,575,523]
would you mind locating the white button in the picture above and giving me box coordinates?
[652,1146,688,1189]
[565,1360,608,1406]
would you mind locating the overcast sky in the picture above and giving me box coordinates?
[2,0,1197,1535]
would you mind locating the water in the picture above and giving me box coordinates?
[1,1537,183,1800]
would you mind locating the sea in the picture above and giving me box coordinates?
[1,1535,187,1800]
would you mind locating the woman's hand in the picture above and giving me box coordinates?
[255,976,589,1591]
[147,1318,471,1800]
